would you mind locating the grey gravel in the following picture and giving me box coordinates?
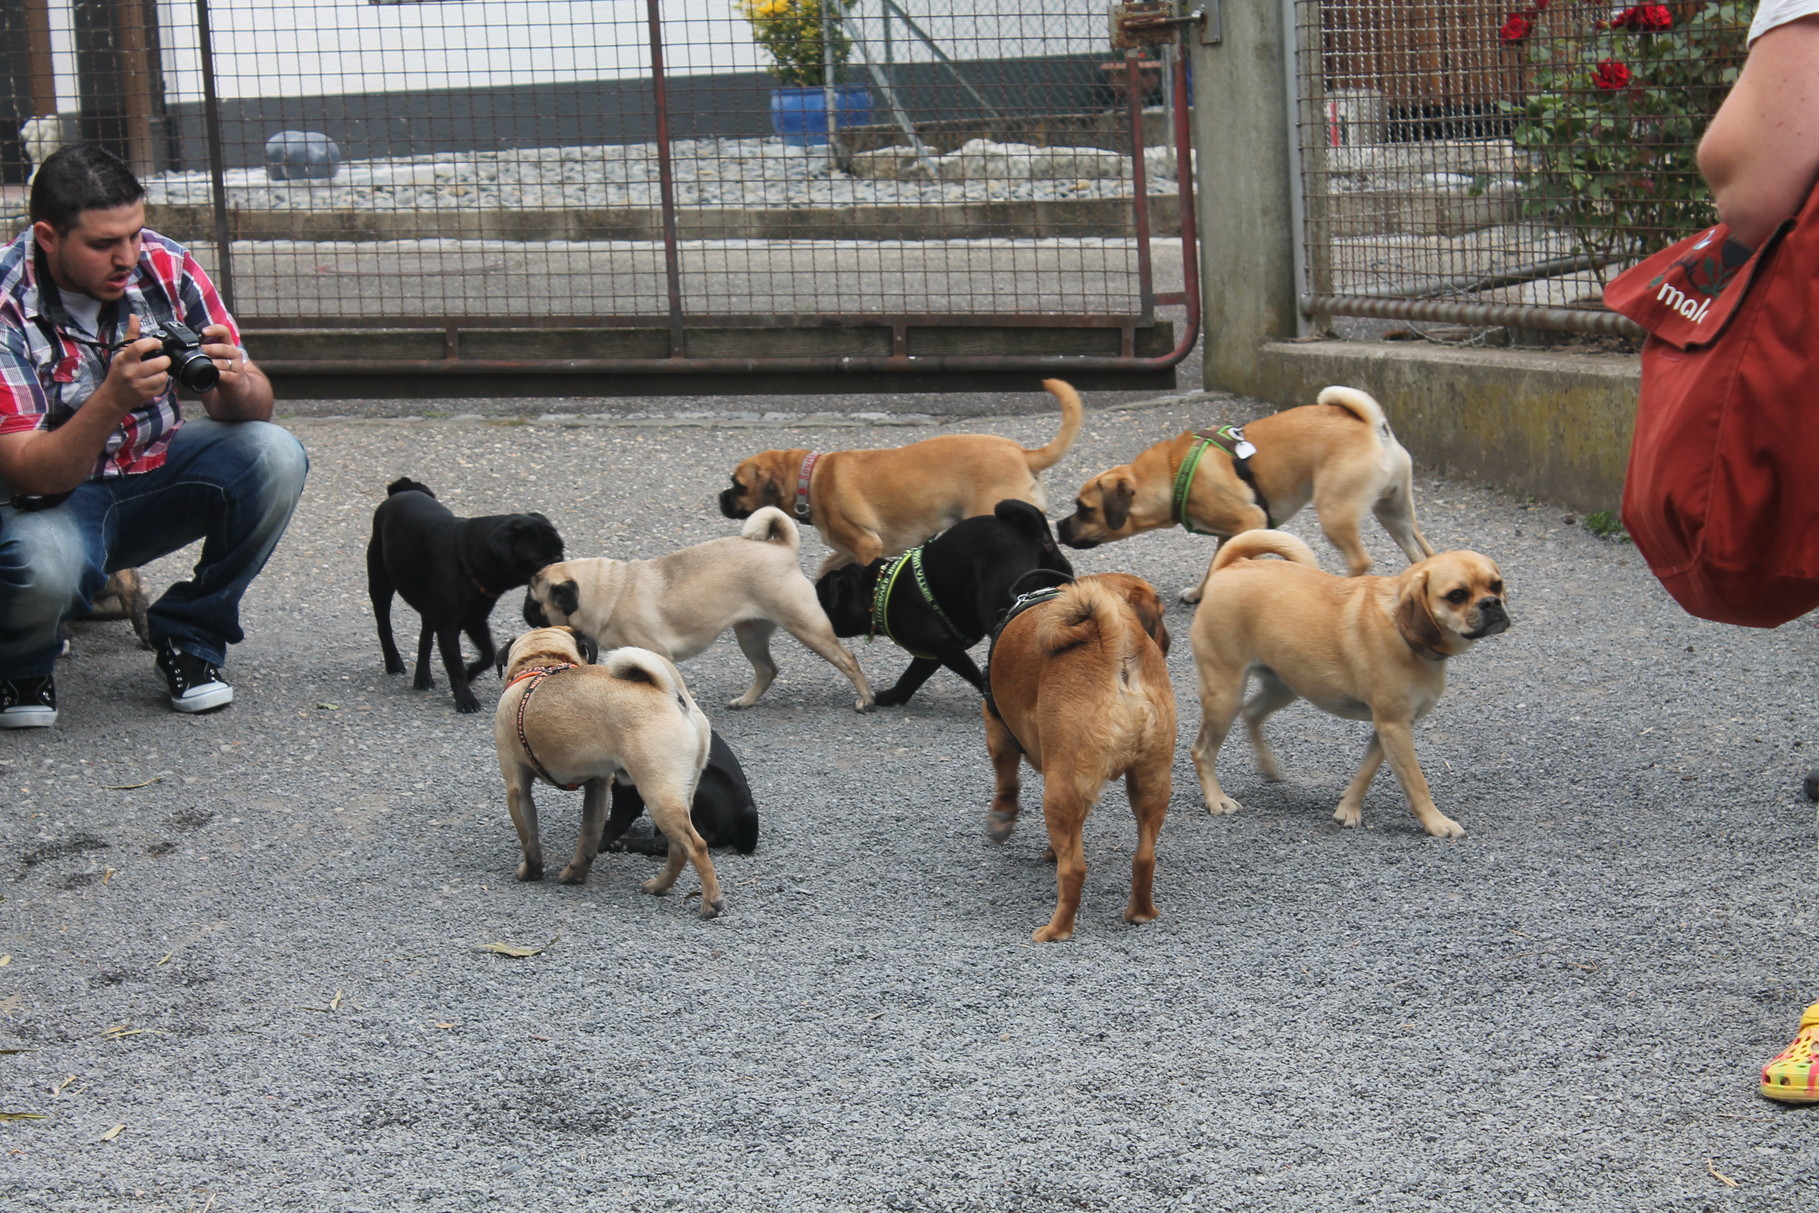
[4,386,1818,1210]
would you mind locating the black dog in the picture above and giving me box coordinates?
[368,478,566,713]
[600,730,760,856]
[814,498,1074,706]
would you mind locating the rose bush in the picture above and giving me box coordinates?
[1503,1,1751,261]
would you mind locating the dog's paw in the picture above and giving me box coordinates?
[1176,583,1204,605]
[1204,792,1243,816]
[1420,813,1466,840]
[640,876,673,896]
[1032,922,1074,944]
[698,895,727,920]
[853,696,875,713]
[557,861,592,884]
[454,695,482,714]
[384,657,406,675]
[1124,902,1161,925]
[516,860,543,881]
[725,695,757,711]
[986,810,1017,843]
[1333,800,1364,829]
[871,688,907,708]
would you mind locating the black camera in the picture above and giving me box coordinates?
[140,320,220,392]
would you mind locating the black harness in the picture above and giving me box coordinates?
[981,570,1076,720]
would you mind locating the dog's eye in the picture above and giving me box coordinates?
[1074,502,1093,517]
[1445,588,1470,604]
[1490,580,1504,596]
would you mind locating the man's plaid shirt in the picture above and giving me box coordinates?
[0,227,239,480]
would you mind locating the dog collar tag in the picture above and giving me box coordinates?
[1229,428,1257,460]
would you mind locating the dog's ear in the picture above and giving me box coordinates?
[1102,473,1137,532]
[565,627,599,665]
[1124,580,1170,654]
[1394,567,1448,654]
[759,468,785,510]
[550,579,581,620]
[495,637,518,679]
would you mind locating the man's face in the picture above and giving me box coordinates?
[34,201,145,302]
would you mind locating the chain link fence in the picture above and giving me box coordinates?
[1293,0,1748,341]
[1,0,1194,379]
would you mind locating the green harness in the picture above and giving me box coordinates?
[1170,425,1273,536]
[870,545,969,659]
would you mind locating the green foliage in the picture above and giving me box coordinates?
[1582,509,1632,541]
[1503,3,1750,265]
[737,0,860,88]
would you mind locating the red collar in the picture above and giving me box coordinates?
[794,451,821,520]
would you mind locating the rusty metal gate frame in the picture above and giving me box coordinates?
[176,0,1202,382]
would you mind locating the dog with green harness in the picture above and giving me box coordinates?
[1056,385,1435,601]
[815,499,1074,707]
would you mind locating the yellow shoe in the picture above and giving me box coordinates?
[1760,1001,1819,1103]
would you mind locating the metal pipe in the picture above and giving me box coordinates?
[1300,293,1644,337]
[1125,53,1155,328]
[645,0,687,358]
[193,0,235,312]
[1361,254,1623,301]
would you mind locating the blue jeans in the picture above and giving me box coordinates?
[0,418,308,678]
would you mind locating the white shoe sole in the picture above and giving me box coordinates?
[170,683,234,714]
[0,705,57,728]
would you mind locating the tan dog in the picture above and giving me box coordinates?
[522,507,873,712]
[493,626,726,917]
[983,573,1176,943]
[718,378,1084,574]
[1188,531,1510,839]
[1057,385,1434,599]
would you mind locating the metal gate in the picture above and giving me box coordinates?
[6,0,1197,390]
[1289,0,1748,340]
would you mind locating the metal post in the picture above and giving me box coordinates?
[644,0,686,359]
[193,0,233,312]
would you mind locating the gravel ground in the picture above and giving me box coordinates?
[4,384,1819,1211]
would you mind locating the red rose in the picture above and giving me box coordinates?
[1611,5,1673,31]
[1592,59,1632,90]
[1500,12,1533,42]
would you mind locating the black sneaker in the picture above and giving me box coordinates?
[155,639,234,714]
[0,674,56,728]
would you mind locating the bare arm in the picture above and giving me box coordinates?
[196,324,274,422]
[1697,15,1819,248]
[0,314,173,497]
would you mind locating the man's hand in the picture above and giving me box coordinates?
[198,323,274,422]
[103,313,175,412]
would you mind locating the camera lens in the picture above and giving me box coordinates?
[173,349,219,392]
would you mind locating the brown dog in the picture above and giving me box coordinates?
[1188,531,1509,839]
[719,379,1083,574]
[983,572,1176,943]
[493,626,725,918]
[1057,386,1434,599]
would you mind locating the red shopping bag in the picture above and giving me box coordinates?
[1604,184,1819,628]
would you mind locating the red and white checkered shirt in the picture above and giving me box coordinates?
[0,227,239,480]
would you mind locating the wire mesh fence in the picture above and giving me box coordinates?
[1292,0,1749,340]
[1,0,1194,375]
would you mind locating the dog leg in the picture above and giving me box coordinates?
[1374,718,1464,839]
[1373,488,1436,564]
[1178,549,1218,605]
[463,618,497,685]
[728,619,782,709]
[874,657,944,707]
[1122,763,1169,926]
[1240,670,1298,782]
[641,788,726,918]
[778,617,875,713]
[1334,732,1386,829]
[413,621,435,689]
[984,707,1025,842]
[368,541,408,675]
[437,624,480,713]
[557,778,609,885]
[1034,779,1094,943]
[505,770,544,881]
[1191,666,1245,815]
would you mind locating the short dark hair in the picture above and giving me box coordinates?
[29,144,145,235]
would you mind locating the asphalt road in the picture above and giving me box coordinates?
[3,382,1818,1211]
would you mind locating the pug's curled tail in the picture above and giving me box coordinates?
[601,646,698,713]
[1317,385,1397,445]
[386,476,435,498]
[740,505,800,551]
[1211,529,1320,574]
[1022,379,1086,472]
[1033,578,1128,658]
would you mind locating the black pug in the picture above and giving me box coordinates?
[814,498,1074,706]
[600,730,760,856]
[368,477,566,713]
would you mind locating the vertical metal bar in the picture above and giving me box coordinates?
[1172,46,1200,340]
[1124,52,1154,326]
[820,0,836,172]
[645,0,686,358]
[1282,0,1311,337]
[193,0,233,312]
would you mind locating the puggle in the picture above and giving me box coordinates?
[493,626,726,918]
[1188,530,1510,839]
